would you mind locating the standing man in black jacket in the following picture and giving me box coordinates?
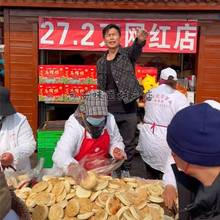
[97,24,147,177]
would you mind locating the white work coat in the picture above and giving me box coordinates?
[52,113,125,173]
[137,84,189,173]
[0,113,36,171]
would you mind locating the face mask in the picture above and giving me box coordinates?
[86,117,105,127]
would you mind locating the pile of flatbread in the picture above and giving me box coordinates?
[14,172,175,220]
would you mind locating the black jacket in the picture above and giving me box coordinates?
[172,165,220,220]
[96,39,145,104]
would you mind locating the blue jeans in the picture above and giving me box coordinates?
[3,210,19,220]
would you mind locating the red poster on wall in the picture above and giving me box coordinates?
[39,17,198,53]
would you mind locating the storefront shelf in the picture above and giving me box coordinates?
[44,102,79,105]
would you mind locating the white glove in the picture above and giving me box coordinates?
[67,163,87,184]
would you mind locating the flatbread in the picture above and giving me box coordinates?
[106,195,121,215]
[115,192,131,206]
[64,180,71,193]
[65,199,80,217]
[94,180,109,191]
[90,191,102,202]
[56,188,67,202]
[32,181,48,193]
[76,186,92,198]
[57,199,68,208]
[35,191,52,206]
[25,193,38,208]
[45,182,53,193]
[66,192,76,200]
[97,192,111,206]
[77,212,94,219]
[47,193,56,207]
[48,204,64,220]
[80,171,97,190]
[78,198,93,214]
[148,195,164,203]
[129,206,141,219]
[90,209,108,220]
[52,181,65,196]
[32,205,48,220]
[116,206,129,219]
[123,210,135,220]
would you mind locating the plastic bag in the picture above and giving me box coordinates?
[4,158,45,189]
[78,152,125,175]
[90,159,124,175]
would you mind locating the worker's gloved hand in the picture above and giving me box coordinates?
[67,163,87,184]
[0,152,14,167]
[162,184,177,210]
[113,147,127,160]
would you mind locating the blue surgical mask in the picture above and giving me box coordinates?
[86,117,105,126]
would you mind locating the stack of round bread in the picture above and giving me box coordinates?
[14,172,175,220]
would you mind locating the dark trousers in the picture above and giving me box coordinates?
[113,113,137,171]
[145,163,163,180]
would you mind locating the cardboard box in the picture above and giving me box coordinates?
[39,65,64,83]
[63,84,97,102]
[136,66,158,81]
[63,65,97,84]
[38,84,64,102]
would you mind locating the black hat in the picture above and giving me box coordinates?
[0,86,16,116]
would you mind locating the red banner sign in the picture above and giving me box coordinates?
[39,17,198,53]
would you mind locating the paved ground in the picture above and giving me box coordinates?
[130,153,147,178]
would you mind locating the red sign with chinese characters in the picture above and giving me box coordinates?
[39,17,198,53]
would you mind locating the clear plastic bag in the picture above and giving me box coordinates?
[90,159,125,175]
[79,152,125,175]
[4,158,45,189]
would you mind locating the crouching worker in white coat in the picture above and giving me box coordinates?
[0,86,36,172]
[137,68,189,179]
[53,90,126,182]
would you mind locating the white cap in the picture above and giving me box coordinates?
[160,67,177,81]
